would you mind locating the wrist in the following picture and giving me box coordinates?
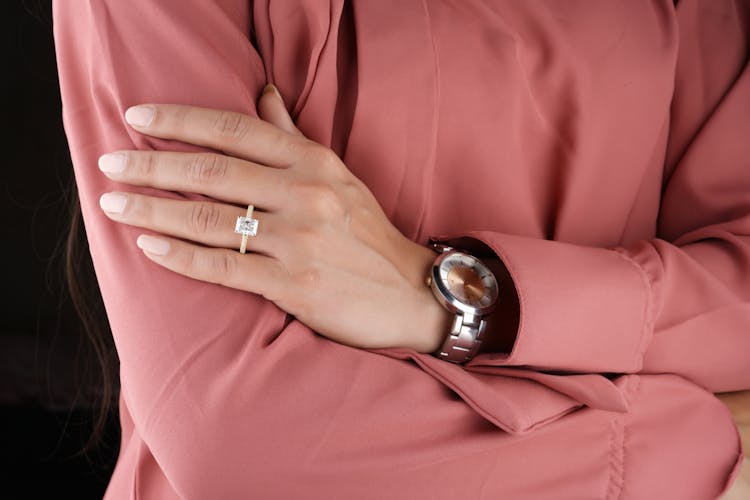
[393,234,441,290]
[391,241,454,353]
[414,281,456,354]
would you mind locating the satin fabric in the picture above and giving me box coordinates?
[52,1,747,498]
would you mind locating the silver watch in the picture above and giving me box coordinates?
[425,242,500,364]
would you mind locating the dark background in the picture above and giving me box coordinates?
[2,1,119,498]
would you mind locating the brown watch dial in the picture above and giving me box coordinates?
[446,264,486,303]
[436,252,499,310]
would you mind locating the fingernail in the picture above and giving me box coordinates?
[137,234,170,255]
[125,105,155,127]
[263,83,282,100]
[98,152,127,173]
[100,192,127,214]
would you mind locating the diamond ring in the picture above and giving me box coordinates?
[234,204,259,254]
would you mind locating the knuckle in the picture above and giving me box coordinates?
[170,105,189,131]
[188,202,223,234]
[140,152,159,178]
[290,180,347,220]
[319,147,341,171]
[185,248,236,285]
[283,137,308,161]
[313,186,347,220]
[186,154,230,187]
[183,245,201,276]
[211,111,250,142]
[211,251,237,285]
[127,193,149,223]
[307,145,340,173]
[171,105,193,136]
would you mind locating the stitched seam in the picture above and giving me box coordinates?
[604,374,641,500]
[605,410,626,499]
[620,375,641,499]
[609,248,654,372]
[413,0,441,242]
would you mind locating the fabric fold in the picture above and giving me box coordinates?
[367,346,630,435]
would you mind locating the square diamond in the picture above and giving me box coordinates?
[235,216,258,236]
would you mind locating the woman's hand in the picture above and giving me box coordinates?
[97,85,453,353]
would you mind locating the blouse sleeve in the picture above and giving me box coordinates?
[51,0,331,494]
[52,4,749,493]
[416,0,750,395]
[54,0,628,465]
[53,0,270,438]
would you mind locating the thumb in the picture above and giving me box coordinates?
[258,83,304,137]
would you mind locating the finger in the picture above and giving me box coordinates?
[257,84,304,137]
[98,150,290,211]
[124,102,314,169]
[99,191,281,256]
[135,233,288,300]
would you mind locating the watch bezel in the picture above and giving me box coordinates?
[429,250,499,316]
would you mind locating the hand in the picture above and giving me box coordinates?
[96,85,452,353]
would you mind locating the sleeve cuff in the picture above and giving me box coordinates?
[427,229,655,374]
[365,229,653,433]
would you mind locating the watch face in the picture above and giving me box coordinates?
[437,252,499,310]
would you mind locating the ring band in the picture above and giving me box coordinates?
[234,204,259,254]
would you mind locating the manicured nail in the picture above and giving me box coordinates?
[125,105,155,127]
[137,234,170,255]
[263,83,282,100]
[99,193,127,214]
[98,152,127,173]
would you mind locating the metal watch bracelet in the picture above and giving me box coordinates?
[435,311,487,363]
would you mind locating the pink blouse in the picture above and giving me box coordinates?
[52,0,747,498]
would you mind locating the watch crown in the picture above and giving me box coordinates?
[429,241,454,254]
[425,275,432,287]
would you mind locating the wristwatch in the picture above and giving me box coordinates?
[425,241,500,364]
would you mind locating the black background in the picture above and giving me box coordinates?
[1,1,119,498]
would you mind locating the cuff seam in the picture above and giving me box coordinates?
[610,247,654,373]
